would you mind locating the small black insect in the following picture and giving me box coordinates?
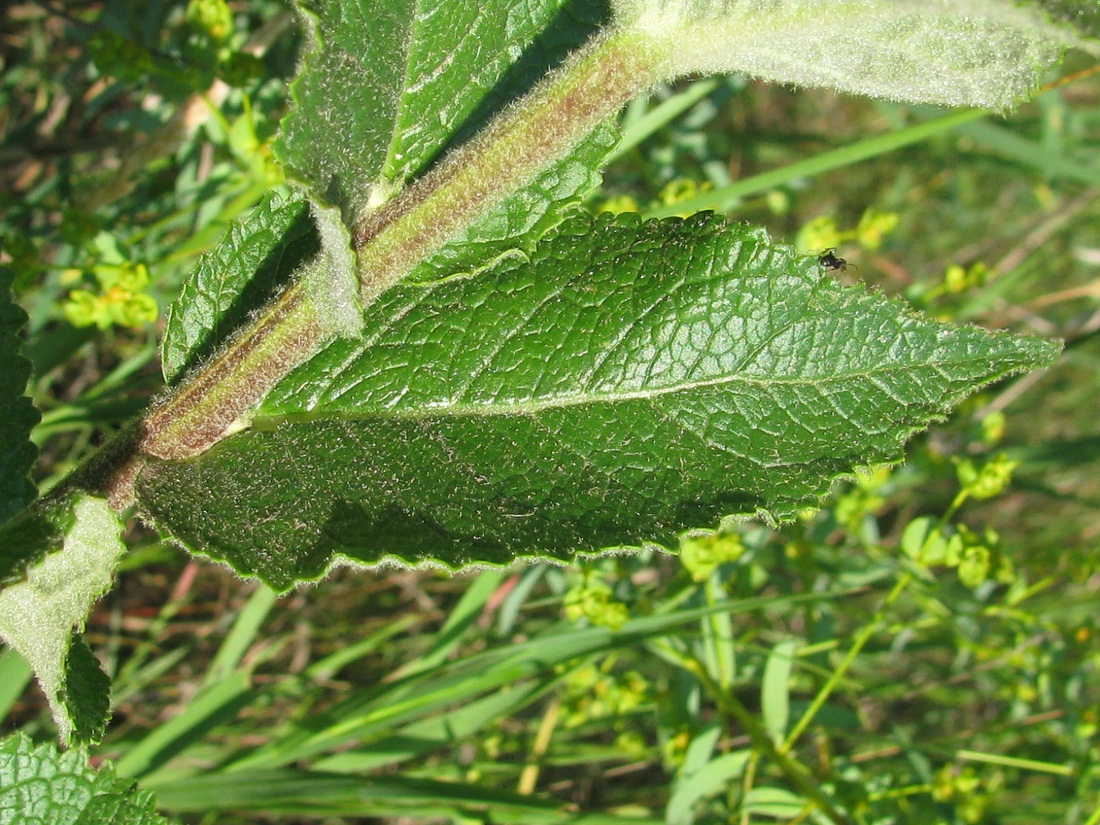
[817,248,855,273]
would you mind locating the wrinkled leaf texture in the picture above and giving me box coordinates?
[0,733,170,825]
[613,0,1095,108]
[165,0,619,385]
[137,214,1058,590]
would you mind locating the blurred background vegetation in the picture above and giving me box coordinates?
[1,1,1098,823]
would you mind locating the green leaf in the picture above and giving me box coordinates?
[0,648,33,720]
[667,750,751,825]
[0,493,123,744]
[761,640,797,744]
[276,0,616,275]
[0,733,171,825]
[160,190,318,384]
[0,258,40,525]
[667,724,739,825]
[743,786,805,818]
[613,0,1096,108]
[135,214,1059,591]
[278,0,605,212]
[63,636,113,747]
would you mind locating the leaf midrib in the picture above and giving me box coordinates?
[255,354,980,427]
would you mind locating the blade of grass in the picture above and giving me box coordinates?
[114,671,253,779]
[204,583,279,687]
[611,78,722,160]
[700,575,736,691]
[0,648,32,720]
[497,566,547,635]
[311,680,552,773]
[149,767,665,823]
[643,107,989,218]
[228,588,862,771]
[389,569,505,680]
[955,120,1100,185]
[110,646,191,706]
[304,614,419,682]
[956,749,1075,776]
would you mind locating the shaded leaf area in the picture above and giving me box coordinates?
[63,635,112,747]
[1038,0,1100,39]
[137,214,1059,591]
[0,733,171,825]
[277,0,607,215]
[0,493,75,586]
[0,261,40,525]
[160,191,317,384]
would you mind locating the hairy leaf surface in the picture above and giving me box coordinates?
[136,215,1059,590]
[276,0,616,278]
[278,0,607,211]
[614,0,1096,107]
[0,494,123,744]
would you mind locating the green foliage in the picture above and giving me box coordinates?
[0,493,75,589]
[160,190,317,383]
[679,532,744,581]
[61,263,157,331]
[0,259,39,526]
[276,0,611,222]
[611,0,1096,106]
[0,494,123,744]
[1,0,1098,822]
[0,733,171,825]
[563,575,630,629]
[138,213,1054,589]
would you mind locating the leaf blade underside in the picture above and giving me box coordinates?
[136,214,1059,590]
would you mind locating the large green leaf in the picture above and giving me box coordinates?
[277,0,607,213]
[164,1,619,385]
[135,214,1059,591]
[0,258,39,525]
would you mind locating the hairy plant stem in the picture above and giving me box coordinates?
[85,27,659,504]
[138,281,324,460]
[351,29,658,305]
